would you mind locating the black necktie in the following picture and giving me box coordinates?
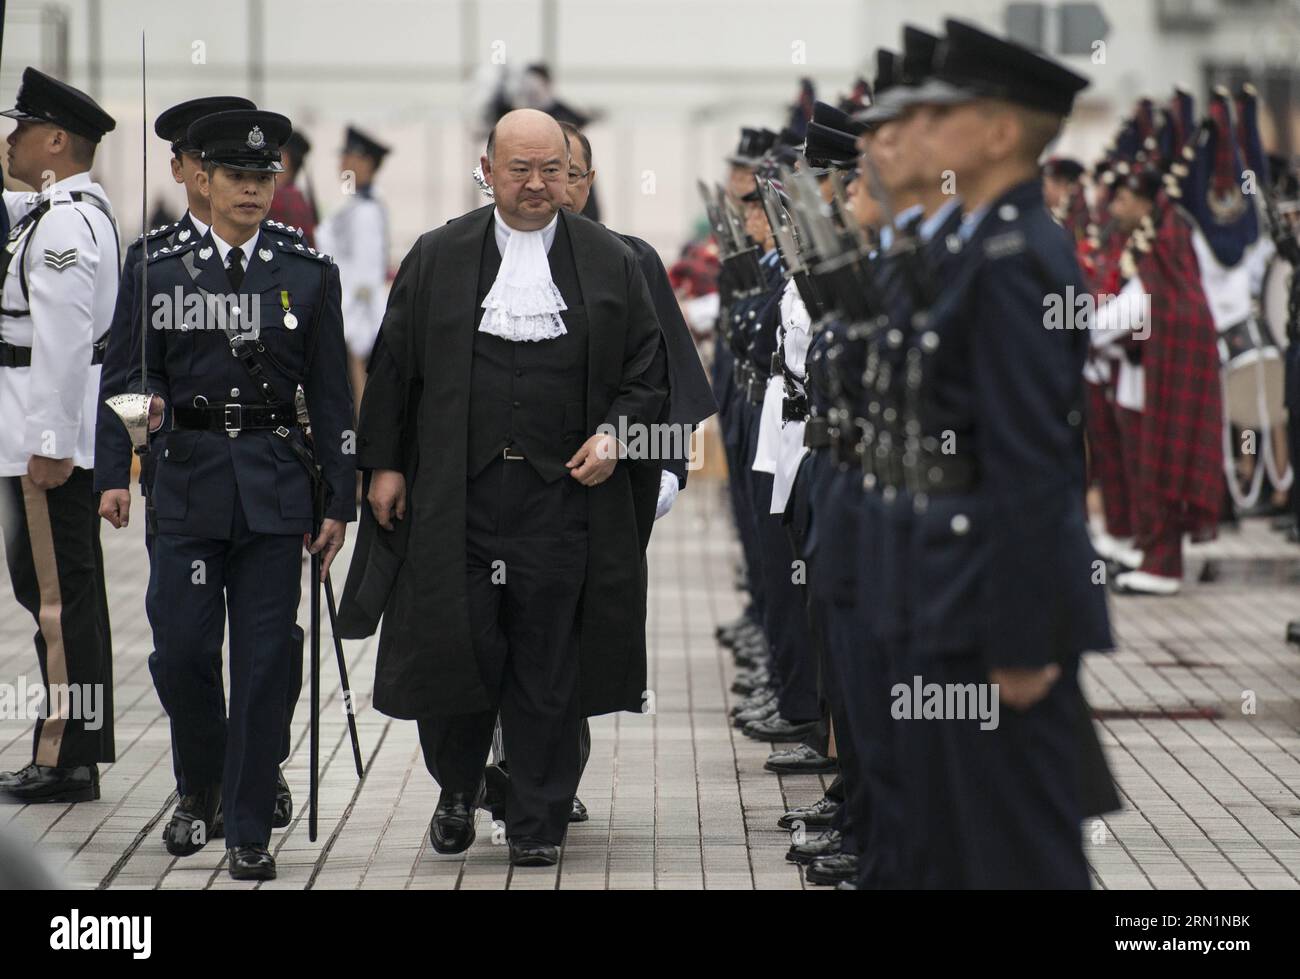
[226,246,245,291]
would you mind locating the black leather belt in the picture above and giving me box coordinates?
[173,402,296,436]
[0,335,108,368]
[866,451,978,495]
[804,416,833,449]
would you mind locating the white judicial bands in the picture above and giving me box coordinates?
[48,910,152,959]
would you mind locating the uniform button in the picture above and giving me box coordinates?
[1067,409,1082,427]
[515,369,523,377]
[998,203,1019,222]
[951,513,971,535]
[230,387,240,397]
[513,400,521,409]
[946,234,962,254]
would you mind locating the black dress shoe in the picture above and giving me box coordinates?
[732,647,769,669]
[731,687,776,717]
[227,844,277,881]
[162,786,222,856]
[429,787,481,854]
[733,698,779,729]
[785,829,841,865]
[777,794,840,830]
[731,669,770,695]
[743,715,819,743]
[272,767,293,829]
[765,743,838,775]
[807,852,859,885]
[569,796,588,823]
[509,837,559,867]
[715,614,755,645]
[0,763,100,804]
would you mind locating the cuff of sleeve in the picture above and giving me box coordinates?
[22,422,80,461]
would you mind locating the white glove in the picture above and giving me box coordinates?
[655,470,680,520]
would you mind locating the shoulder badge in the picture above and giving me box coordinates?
[137,221,180,244]
[983,230,1027,261]
[261,218,305,240]
[147,237,197,263]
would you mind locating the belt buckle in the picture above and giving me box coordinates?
[223,403,242,438]
[502,446,524,461]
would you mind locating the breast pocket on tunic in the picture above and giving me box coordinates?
[253,298,313,371]
[152,430,201,520]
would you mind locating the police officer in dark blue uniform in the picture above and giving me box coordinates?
[95,96,300,832]
[127,109,354,881]
[866,20,1113,888]
[731,175,823,744]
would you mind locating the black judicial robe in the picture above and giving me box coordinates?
[614,232,716,549]
[338,205,668,719]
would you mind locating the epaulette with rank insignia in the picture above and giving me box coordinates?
[267,233,331,264]
[262,219,305,241]
[146,237,199,263]
[137,221,181,244]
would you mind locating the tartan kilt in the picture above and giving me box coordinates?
[1132,206,1224,540]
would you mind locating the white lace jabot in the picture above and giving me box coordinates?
[479,208,567,342]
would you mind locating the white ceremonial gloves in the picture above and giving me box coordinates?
[655,470,680,520]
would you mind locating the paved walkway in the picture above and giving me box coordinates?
[2,474,1300,889]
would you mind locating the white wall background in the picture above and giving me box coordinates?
[3,0,1298,263]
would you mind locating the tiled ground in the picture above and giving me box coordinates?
[2,472,1299,889]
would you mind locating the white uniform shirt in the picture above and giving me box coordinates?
[316,191,388,359]
[0,172,118,476]
[753,279,812,515]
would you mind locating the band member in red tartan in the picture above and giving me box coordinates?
[1110,168,1224,596]
[1083,210,1144,568]
[1044,156,1090,244]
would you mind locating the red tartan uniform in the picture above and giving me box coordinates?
[267,182,316,248]
[1130,203,1224,576]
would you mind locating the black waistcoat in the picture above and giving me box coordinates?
[468,214,589,482]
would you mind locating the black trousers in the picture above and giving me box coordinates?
[145,504,302,791]
[417,457,587,845]
[743,439,818,723]
[1,468,114,767]
[147,504,301,847]
[725,390,765,624]
[893,650,1090,889]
